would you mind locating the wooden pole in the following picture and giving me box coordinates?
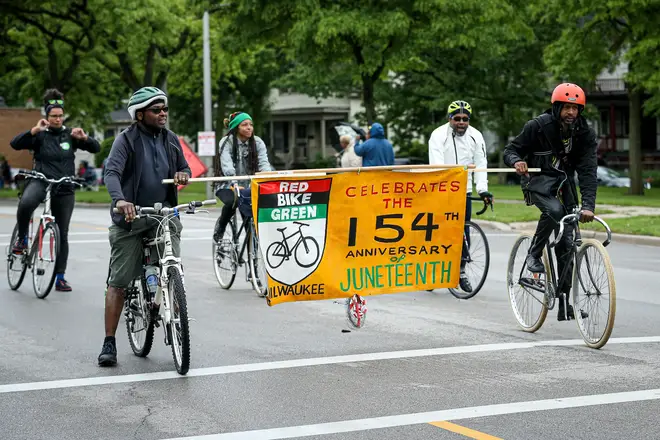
[163,166,540,184]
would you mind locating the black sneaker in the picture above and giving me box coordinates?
[55,278,72,292]
[459,271,473,293]
[525,254,545,273]
[98,340,117,367]
[12,236,27,254]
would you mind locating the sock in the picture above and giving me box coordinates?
[104,336,116,345]
[56,273,64,282]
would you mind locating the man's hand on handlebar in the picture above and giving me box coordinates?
[513,161,529,176]
[478,191,493,204]
[580,209,595,223]
[116,200,137,223]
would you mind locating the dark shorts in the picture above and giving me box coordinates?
[107,217,182,288]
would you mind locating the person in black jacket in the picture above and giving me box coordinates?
[98,86,190,367]
[10,88,101,292]
[503,83,598,321]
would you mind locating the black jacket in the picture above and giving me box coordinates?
[10,126,101,194]
[103,124,191,231]
[503,110,598,211]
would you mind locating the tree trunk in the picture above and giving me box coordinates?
[361,76,376,125]
[628,89,644,195]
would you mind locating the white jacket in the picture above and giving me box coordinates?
[428,122,488,194]
[340,144,362,168]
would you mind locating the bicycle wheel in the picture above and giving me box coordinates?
[294,237,320,268]
[212,216,237,289]
[32,221,59,299]
[572,238,616,349]
[507,233,549,332]
[266,241,286,269]
[247,223,268,297]
[125,276,155,357]
[6,224,28,290]
[448,221,490,300]
[167,266,190,375]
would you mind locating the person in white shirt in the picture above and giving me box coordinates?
[336,134,362,168]
[428,100,493,293]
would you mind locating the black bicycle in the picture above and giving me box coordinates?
[507,207,616,349]
[265,221,320,269]
[444,196,493,300]
[212,186,268,297]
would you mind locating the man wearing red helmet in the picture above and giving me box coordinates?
[504,83,598,321]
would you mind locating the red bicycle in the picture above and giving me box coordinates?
[6,171,82,299]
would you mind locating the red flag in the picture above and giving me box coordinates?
[177,136,209,191]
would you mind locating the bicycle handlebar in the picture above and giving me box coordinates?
[468,196,494,216]
[550,212,612,248]
[19,170,84,187]
[112,199,217,217]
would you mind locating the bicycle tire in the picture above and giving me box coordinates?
[507,233,548,332]
[448,221,490,300]
[247,223,268,297]
[32,221,59,299]
[572,238,616,349]
[212,216,237,289]
[6,224,28,291]
[125,276,156,357]
[266,241,286,269]
[167,266,190,375]
[294,237,320,268]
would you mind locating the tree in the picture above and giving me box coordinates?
[539,0,660,195]
[231,0,428,124]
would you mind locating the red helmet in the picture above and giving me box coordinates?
[551,83,586,106]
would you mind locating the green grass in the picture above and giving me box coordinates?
[473,200,613,224]
[488,183,660,208]
[581,215,660,237]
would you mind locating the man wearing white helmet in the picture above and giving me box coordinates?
[428,100,492,293]
[98,86,191,367]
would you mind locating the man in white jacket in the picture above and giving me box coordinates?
[336,135,362,168]
[428,100,493,293]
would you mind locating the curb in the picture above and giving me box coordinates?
[473,219,660,247]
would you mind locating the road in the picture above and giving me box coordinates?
[1,204,659,440]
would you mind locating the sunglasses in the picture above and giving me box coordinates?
[452,116,469,122]
[47,99,64,105]
[147,107,169,114]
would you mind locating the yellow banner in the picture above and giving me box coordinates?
[251,168,468,306]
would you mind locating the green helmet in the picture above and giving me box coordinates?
[447,100,472,118]
[127,86,168,120]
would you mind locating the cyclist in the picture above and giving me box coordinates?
[428,100,492,293]
[9,88,101,292]
[98,86,191,366]
[212,111,273,243]
[504,83,597,321]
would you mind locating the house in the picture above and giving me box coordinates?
[584,63,660,170]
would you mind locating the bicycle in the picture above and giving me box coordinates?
[119,199,216,375]
[6,171,83,299]
[447,196,493,300]
[212,186,268,297]
[507,208,616,349]
[265,221,320,269]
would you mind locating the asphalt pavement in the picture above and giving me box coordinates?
[1,204,659,440]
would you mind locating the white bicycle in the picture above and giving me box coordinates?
[117,199,216,375]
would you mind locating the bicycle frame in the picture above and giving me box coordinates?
[274,224,306,258]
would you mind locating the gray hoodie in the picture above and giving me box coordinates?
[217,134,273,190]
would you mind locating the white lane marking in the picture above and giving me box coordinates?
[1,336,659,394]
[67,237,213,244]
[161,388,660,440]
